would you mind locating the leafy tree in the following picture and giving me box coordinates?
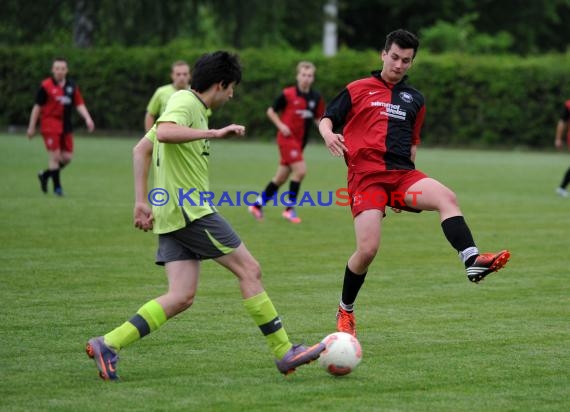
[472,0,570,54]
[336,0,570,54]
[420,14,513,54]
[1,0,569,54]
[91,0,199,46]
[0,0,74,46]
[336,0,474,50]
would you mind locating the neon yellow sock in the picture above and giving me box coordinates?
[243,291,292,359]
[104,299,167,350]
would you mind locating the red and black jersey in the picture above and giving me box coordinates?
[273,86,325,148]
[323,71,426,173]
[35,77,85,134]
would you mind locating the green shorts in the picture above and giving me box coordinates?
[156,213,241,265]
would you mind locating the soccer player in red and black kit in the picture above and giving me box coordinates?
[27,58,95,196]
[554,100,570,197]
[319,29,511,337]
[248,61,325,223]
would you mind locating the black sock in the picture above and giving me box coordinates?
[51,168,61,191]
[40,169,54,190]
[59,161,68,170]
[287,180,301,209]
[341,265,367,309]
[42,169,53,179]
[441,216,478,266]
[260,181,279,206]
[561,167,570,189]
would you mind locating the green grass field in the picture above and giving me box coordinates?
[1,133,569,411]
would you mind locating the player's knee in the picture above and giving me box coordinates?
[358,244,379,265]
[292,170,306,181]
[235,257,262,284]
[244,259,262,281]
[441,188,458,208]
[273,175,287,186]
[172,291,196,312]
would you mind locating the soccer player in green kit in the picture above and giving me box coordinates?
[86,51,325,380]
[144,60,191,131]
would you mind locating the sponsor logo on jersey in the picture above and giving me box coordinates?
[399,91,413,103]
[370,101,407,120]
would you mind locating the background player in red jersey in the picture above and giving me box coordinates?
[554,100,570,197]
[319,29,511,337]
[248,61,325,223]
[27,57,95,196]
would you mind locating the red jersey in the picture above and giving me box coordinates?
[273,86,325,148]
[324,71,426,173]
[35,77,85,135]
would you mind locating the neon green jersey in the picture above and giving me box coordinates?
[146,84,177,117]
[146,84,212,119]
[145,90,215,234]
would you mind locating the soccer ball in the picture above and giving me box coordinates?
[319,332,362,376]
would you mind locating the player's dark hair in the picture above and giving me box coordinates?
[191,51,242,93]
[384,29,419,58]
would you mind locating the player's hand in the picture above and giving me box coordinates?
[214,124,246,138]
[323,132,348,157]
[279,124,292,137]
[26,127,35,139]
[134,202,154,232]
[555,138,564,150]
[86,118,95,133]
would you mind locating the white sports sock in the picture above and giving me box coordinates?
[339,301,354,312]
[459,246,479,264]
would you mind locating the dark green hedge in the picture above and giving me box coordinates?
[1,44,569,147]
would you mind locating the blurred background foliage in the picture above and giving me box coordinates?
[2,0,569,54]
[1,0,570,147]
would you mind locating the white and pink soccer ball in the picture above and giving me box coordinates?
[319,332,362,376]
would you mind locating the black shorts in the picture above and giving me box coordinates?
[156,213,241,265]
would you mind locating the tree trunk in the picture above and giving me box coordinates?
[323,0,338,56]
[73,0,95,48]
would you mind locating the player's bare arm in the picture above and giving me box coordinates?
[212,123,246,138]
[77,104,95,132]
[410,145,417,163]
[319,117,347,157]
[26,105,41,138]
[144,112,156,132]
[267,107,291,136]
[156,122,245,143]
[555,119,566,150]
[133,137,154,231]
